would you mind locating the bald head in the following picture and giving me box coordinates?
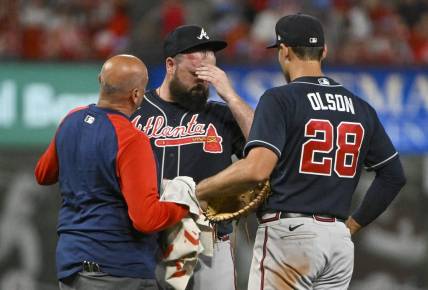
[98,54,148,115]
[99,54,148,96]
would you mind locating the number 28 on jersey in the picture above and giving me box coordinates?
[299,89,365,179]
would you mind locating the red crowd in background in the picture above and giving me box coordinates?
[1,0,427,65]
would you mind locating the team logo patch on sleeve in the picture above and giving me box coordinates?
[317,78,330,85]
[84,115,95,124]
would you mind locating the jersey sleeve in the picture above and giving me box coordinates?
[243,90,286,158]
[35,137,59,185]
[35,107,88,185]
[116,131,188,234]
[364,108,398,171]
[352,156,406,226]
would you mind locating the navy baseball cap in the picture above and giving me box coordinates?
[267,13,324,48]
[164,25,227,58]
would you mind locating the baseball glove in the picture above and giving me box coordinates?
[204,181,271,222]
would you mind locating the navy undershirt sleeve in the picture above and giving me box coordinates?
[352,156,406,226]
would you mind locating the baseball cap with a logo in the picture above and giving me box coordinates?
[267,13,324,49]
[163,25,227,58]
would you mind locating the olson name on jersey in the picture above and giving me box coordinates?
[307,92,355,115]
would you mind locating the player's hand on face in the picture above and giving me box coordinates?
[195,64,238,103]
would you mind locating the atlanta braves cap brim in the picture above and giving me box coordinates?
[266,13,325,49]
[266,42,279,49]
[164,25,227,58]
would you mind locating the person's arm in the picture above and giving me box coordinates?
[347,106,406,235]
[197,147,278,200]
[118,135,188,234]
[196,64,253,139]
[197,88,285,200]
[35,107,88,185]
[348,156,406,235]
[35,138,59,185]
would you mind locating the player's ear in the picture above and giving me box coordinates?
[165,57,176,76]
[130,87,144,108]
[278,43,289,61]
[130,88,138,104]
[321,44,328,61]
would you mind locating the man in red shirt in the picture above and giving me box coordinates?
[35,54,189,290]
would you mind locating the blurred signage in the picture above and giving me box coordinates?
[0,63,99,147]
[0,63,427,153]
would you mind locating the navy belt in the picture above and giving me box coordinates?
[258,212,345,224]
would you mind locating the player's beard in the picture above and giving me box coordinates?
[169,74,209,112]
[169,73,209,112]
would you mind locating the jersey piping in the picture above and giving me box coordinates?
[177,112,189,176]
[365,152,398,170]
[144,94,168,182]
[291,81,343,87]
[244,140,282,157]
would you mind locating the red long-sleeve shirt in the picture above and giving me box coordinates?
[35,106,188,234]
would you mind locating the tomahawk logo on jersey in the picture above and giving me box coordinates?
[132,114,224,153]
[131,90,244,184]
[244,76,398,219]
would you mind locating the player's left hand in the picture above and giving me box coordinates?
[345,216,362,235]
[195,64,238,103]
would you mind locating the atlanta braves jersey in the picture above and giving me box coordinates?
[131,90,245,235]
[244,76,398,219]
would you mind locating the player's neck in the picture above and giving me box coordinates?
[157,80,175,103]
[289,61,323,81]
[97,98,133,117]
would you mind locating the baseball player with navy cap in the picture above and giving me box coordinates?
[131,25,254,289]
[196,13,406,289]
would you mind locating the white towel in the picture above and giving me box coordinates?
[160,176,200,215]
[159,176,214,290]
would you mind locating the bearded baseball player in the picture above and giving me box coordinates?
[131,25,254,290]
[196,14,406,290]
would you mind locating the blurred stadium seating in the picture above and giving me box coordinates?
[1,1,428,290]
[1,0,428,64]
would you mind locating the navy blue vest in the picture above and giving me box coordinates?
[55,105,159,279]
